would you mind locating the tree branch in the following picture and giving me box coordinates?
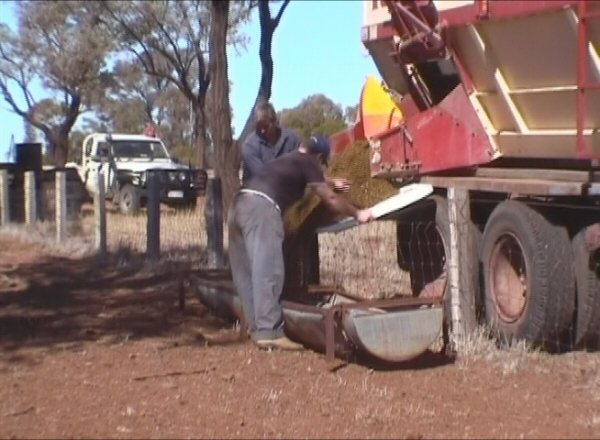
[273,0,290,27]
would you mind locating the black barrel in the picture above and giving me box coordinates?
[15,143,42,173]
[11,143,42,222]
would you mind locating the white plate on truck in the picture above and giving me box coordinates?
[316,183,433,234]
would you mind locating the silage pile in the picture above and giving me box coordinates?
[284,140,398,236]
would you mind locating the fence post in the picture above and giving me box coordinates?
[447,187,477,343]
[0,169,9,225]
[204,177,224,268]
[146,170,160,261]
[55,171,66,243]
[24,171,36,227]
[94,172,107,257]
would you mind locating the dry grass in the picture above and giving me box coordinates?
[0,200,211,267]
[3,199,584,368]
[318,220,412,299]
[452,325,546,373]
[77,202,209,265]
[0,222,94,259]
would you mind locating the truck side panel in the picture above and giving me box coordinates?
[363,0,600,178]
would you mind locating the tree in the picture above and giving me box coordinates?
[278,94,347,139]
[98,0,251,169]
[92,58,165,135]
[208,0,239,209]
[89,58,195,156]
[156,86,196,155]
[236,0,291,147]
[68,129,87,163]
[344,104,359,126]
[0,1,113,166]
[101,59,169,132]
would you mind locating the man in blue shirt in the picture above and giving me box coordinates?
[241,100,351,191]
[241,101,300,187]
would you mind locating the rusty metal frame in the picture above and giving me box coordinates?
[382,0,447,110]
[383,0,443,53]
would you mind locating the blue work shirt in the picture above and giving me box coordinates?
[241,128,300,186]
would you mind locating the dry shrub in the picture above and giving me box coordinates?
[454,325,545,374]
[0,223,94,258]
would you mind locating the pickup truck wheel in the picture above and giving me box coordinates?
[119,184,141,215]
[572,225,600,348]
[481,201,575,351]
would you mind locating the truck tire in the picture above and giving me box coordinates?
[572,227,600,348]
[396,195,481,339]
[119,184,141,215]
[480,201,575,351]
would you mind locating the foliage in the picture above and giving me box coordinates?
[170,144,200,168]
[344,104,359,125]
[98,0,252,168]
[0,0,293,215]
[0,1,114,166]
[278,94,348,139]
[91,59,161,134]
[68,129,87,163]
[88,58,194,151]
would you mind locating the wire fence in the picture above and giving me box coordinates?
[1,170,599,354]
[318,220,412,300]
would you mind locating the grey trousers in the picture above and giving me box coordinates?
[228,193,285,341]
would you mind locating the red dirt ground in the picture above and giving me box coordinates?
[1,234,600,439]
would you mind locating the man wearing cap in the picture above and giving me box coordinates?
[228,135,374,351]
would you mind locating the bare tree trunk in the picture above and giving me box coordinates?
[0,85,81,167]
[24,118,36,143]
[48,95,81,167]
[50,131,69,166]
[208,0,240,213]
[237,0,290,146]
[193,98,208,169]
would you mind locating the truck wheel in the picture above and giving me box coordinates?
[119,184,141,215]
[480,201,575,351]
[396,195,481,339]
[572,226,600,348]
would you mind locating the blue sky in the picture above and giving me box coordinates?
[0,0,379,161]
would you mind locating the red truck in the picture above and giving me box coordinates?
[197,1,600,362]
[330,0,600,350]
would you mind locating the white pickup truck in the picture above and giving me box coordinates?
[72,133,206,215]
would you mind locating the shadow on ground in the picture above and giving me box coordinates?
[0,250,235,360]
[0,247,456,370]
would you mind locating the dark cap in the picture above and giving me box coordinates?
[307,135,331,166]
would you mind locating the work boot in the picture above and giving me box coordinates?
[255,336,304,351]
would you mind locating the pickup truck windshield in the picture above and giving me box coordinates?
[108,140,169,160]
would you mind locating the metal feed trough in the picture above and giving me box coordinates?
[194,278,442,363]
[194,184,443,363]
